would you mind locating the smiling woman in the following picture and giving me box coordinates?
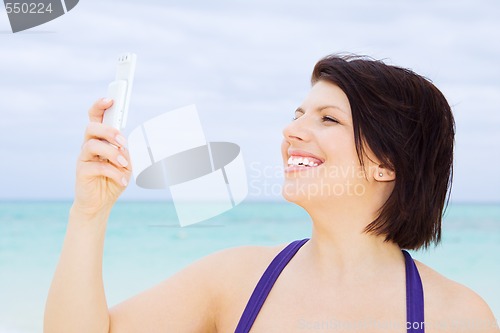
[283,55,455,250]
[44,54,499,333]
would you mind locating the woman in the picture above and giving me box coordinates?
[44,54,499,333]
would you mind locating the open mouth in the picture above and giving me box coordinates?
[287,156,323,168]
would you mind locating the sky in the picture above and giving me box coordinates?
[0,0,499,202]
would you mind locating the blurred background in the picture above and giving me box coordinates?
[0,0,499,332]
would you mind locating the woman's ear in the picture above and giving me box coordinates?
[374,165,395,182]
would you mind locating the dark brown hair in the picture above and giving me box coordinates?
[312,54,455,250]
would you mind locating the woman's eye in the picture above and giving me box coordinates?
[322,116,339,123]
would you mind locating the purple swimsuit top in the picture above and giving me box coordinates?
[235,238,425,333]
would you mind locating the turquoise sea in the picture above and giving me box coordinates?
[1,201,499,332]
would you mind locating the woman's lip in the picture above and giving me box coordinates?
[284,164,321,173]
[287,149,325,163]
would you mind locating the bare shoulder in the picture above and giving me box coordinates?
[152,242,287,299]
[201,242,287,287]
[202,243,288,329]
[108,243,285,333]
[414,260,499,332]
[172,241,288,302]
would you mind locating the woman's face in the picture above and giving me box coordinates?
[281,80,372,205]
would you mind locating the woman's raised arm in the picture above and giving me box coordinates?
[44,98,132,333]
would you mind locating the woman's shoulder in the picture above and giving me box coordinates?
[201,242,288,279]
[195,242,290,329]
[185,241,289,294]
[414,259,499,332]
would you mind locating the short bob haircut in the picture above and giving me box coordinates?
[312,54,455,250]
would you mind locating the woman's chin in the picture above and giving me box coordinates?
[281,181,319,204]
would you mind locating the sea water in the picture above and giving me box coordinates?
[1,201,499,332]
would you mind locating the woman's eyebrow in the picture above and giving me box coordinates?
[295,105,346,114]
[318,105,346,114]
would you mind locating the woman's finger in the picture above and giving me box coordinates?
[119,143,132,171]
[77,160,128,187]
[83,122,127,149]
[80,138,130,170]
[88,98,114,123]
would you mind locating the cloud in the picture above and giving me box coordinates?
[0,0,499,201]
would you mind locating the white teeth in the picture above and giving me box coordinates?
[287,156,321,167]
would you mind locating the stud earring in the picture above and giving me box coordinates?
[379,172,383,177]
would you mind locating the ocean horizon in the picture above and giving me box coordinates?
[1,200,499,332]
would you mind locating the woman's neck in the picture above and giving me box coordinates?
[300,202,404,283]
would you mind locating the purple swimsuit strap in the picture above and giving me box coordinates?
[235,239,425,333]
[403,249,425,332]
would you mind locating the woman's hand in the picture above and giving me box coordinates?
[72,98,132,217]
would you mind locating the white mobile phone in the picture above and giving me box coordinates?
[102,53,137,130]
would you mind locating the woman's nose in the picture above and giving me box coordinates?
[282,114,312,143]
